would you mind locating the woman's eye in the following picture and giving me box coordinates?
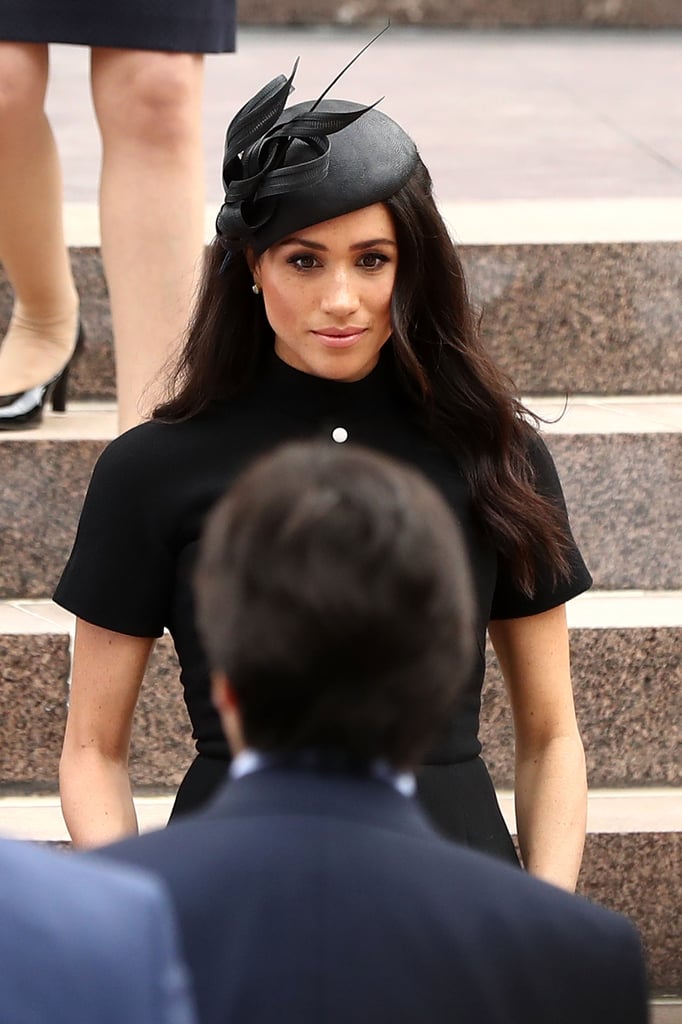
[288,253,319,270]
[358,253,389,269]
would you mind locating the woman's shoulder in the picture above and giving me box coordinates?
[519,422,565,496]
[93,419,174,477]
[92,404,234,485]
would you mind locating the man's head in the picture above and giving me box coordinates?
[195,442,474,770]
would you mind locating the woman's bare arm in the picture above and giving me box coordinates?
[488,604,587,891]
[59,618,155,848]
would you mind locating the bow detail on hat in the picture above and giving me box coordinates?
[216,60,375,252]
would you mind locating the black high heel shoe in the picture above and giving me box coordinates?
[0,322,85,431]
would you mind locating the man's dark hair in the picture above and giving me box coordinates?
[195,442,475,768]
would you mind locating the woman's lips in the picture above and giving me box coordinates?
[311,328,368,347]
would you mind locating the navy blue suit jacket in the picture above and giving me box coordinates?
[99,769,648,1024]
[0,837,196,1024]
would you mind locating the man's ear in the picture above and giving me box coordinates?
[211,671,238,714]
[211,671,245,755]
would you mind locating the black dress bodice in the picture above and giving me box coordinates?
[55,345,591,857]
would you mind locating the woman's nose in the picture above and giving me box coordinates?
[320,270,360,316]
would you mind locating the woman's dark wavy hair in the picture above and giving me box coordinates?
[154,159,572,595]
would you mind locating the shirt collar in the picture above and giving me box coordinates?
[230,748,416,798]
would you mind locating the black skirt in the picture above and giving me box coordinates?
[0,0,236,53]
[170,753,521,868]
[416,759,520,865]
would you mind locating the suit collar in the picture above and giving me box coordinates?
[198,767,435,842]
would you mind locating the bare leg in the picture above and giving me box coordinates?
[0,42,79,396]
[90,48,205,431]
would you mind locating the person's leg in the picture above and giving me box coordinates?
[0,42,79,398]
[90,48,205,431]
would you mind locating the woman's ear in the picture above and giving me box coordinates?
[244,247,257,274]
[244,248,262,291]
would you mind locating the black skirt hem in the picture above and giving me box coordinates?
[0,16,236,54]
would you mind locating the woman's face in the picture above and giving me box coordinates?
[253,203,397,382]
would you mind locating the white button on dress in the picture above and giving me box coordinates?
[331,427,348,443]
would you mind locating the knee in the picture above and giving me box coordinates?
[0,44,47,127]
[94,53,202,151]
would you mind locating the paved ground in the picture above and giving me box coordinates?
[44,27,682,205]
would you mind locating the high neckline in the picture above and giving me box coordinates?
[255,343,402,420]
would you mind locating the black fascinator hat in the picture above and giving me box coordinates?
[216,47,419,257]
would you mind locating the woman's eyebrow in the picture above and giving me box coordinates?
[350,238,397,250]
[278,236,397,252]
[279,237,327,251]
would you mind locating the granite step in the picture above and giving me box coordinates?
[1,593,679,994]
[1,592,679,792]
[3,789,680,844]
[0,402,679,598]
[653,1003,682,1024]
[46,31,682,211]
[2,237,679,400]
[37,27,676,406]
[238,1,682,30]
[0,790,679,996]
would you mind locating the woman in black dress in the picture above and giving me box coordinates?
[56,62,591,890]
[0,1,235,431]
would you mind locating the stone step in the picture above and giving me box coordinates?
[0,790,678,996]
[2,238,679,399]
[0,404,679,597]
[3,789,680,841]
[45,30,682,210]
[577,830,680,998]
[4,396,682,439]
[60,198,682,247]
[653,1003,682,1024]
[0,609,194,793]
[238,1,681,29]
[481,622,682,789]
[1,594,679,791]
[2,594,679,994]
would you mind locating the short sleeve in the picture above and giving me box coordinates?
[489,431,592,620]
[54,426,175,637]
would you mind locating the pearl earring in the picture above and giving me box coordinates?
[252,283,261,295]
